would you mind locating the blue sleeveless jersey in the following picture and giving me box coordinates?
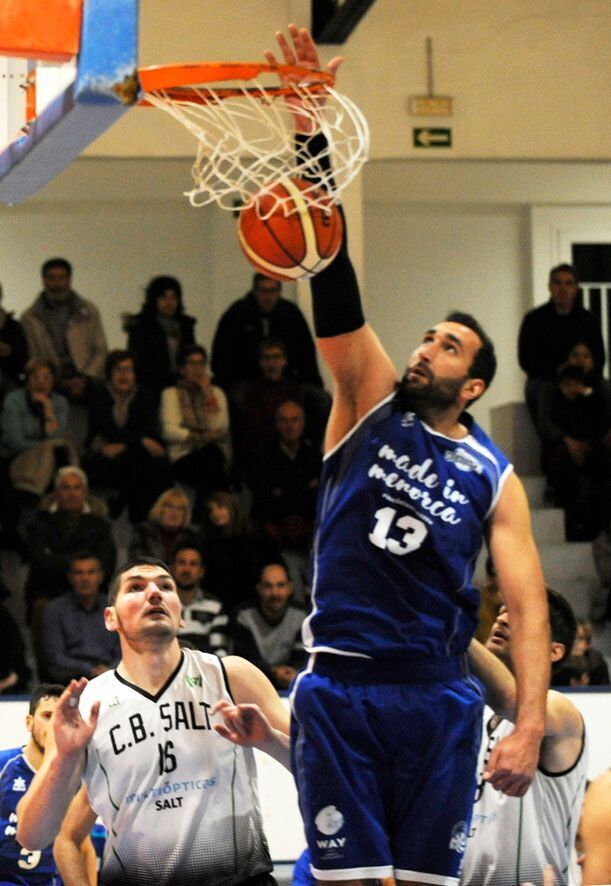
[0,751,60,885]
[303,394,512,662]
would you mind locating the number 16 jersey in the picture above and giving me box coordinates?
[79,649,271,886]
[303,394,512,662]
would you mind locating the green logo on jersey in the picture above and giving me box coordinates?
[185,675,202,688]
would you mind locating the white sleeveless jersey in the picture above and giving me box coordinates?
[460,706,588,886]
[79,650,271,886]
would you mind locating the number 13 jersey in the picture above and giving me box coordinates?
[303,394,512,662]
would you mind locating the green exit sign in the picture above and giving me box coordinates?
[413,127,452,148]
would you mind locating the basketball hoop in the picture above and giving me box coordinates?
[137,62,369,215]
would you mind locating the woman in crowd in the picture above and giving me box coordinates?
[126,275,196,396]
[1,358,75,499]
[129,487,198,563]
[199,489,277,612]
[83,349,173,522]
[161,345,231,520]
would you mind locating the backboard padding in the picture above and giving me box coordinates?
[0,0,138,204]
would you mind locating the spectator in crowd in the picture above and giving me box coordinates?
[591,521,611,623]
[199,489,277,612]
[161,345,231,518]
[248,399,321,597]
[125,275,197,397]
[1,358,76,500]
[518,263,605,432]
[569,618,610,685]
[0,281,29,401]
[580,770,611,886]
[0,590,30,694]
[84,349,172,521]
[21,258,107,403]
[169,544,230,657]
[230,337,330,473]
[211,273,322,392]
[233,560,306,690]
[40,552,119,683]
[129,487,198,563]
[539,364,611,540]
[25,466,116,663]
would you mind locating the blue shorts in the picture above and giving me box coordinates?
[290,655,483,884]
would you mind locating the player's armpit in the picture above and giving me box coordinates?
[221,656,291,769]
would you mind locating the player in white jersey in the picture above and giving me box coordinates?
[16,557,290,886]
[461,589,587,886]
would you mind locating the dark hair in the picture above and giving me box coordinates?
[170,544,205,565]
[178,344,208,367]
[258,557,289,581]
[104,349,136,382]
[68,551,102,569]
[547,587,577,670]
[549,263,579,285]
[142,275,184,317]
[108,556,171,605]
[258,337,288,358]
[557,364,587,384]
[42,257,72,277]
[253,273,281,290]
[29,683,64,715]
[445,311,497,390]
[24,358,57,383]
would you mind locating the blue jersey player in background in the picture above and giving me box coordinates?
[265,26,551,886]
[0,684,64,885]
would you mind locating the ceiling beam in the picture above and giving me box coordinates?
[312,0,377,44]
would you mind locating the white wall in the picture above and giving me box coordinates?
[1,156,610,434]
[364,201,529,429]
[78,0,611,161]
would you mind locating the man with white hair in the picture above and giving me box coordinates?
[25,466,116,666]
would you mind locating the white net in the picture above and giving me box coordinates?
[143,78,369,215]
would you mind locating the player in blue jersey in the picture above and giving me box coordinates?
[264,26,551,886]
[0,684,64,885]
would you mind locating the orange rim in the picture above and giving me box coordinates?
[137,61,334,105]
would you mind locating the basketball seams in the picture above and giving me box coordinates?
[237,177,342,280]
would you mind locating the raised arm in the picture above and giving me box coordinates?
[215,655,291,769]
[486,472,550,795]
[267,26,397,448]
[17,679,99,850]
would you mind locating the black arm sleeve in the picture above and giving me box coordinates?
[296,132,365,339]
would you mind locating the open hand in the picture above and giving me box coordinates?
[264,24,343,134]
[53,678,100,758]
[212,700,274,749]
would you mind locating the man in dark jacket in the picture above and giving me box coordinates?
[25,466,117,669]
[518,263,605,428]
[211,273,323,391]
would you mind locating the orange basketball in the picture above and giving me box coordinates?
[237,178,343,282]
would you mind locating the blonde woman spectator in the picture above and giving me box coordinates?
[129,488,198,563]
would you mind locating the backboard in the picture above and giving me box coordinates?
[0,0,138,204]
